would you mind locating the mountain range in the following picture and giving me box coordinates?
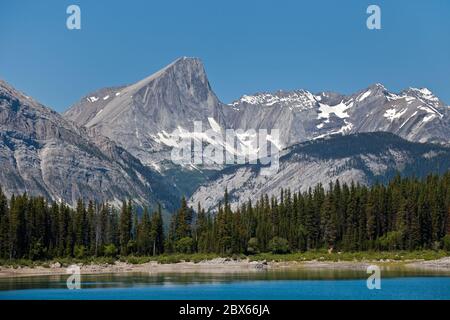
[0,80,177,210]
[1,57,449,212]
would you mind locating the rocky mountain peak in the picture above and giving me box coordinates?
[0,79,35,107]
[134,57,209,92]
[401,87,442,105]
[64,57,226,167]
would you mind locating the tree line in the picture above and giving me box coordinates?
[0,172,450,260]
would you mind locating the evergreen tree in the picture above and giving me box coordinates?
[0,170,449,259]
[119,200,132,255]
[151,204,164,255]
[137,207,152,255]
[0,187,9,258]
[9,194,28,258]
[87,200,96,255]
[74,199,87,247]
[320,191,337,249]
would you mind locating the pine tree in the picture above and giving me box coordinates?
[320,192,337,249]
[86,201,96,256]
[151,204,164,255]
[119,200,132,256]
[175,197,192,240]
[195,203,209,253]
[342,182,358,250]
[0,187,9,258]
[97,203,109,254]
[0,170,449,259]
[365,190,378,248]
[74,199,86,247]
[9,194,28,258]
[137,207,152,255]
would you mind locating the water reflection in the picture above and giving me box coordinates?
[1,267,450,292]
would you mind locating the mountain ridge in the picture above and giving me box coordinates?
[189,132,450,212]
[0,79,178,210]
[64,57,450,179]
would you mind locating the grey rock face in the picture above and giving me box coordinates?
[64,57,227,169]
[0,80,177,209]
[227,83,450,148]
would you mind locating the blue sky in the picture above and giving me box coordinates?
[0,0,449,112]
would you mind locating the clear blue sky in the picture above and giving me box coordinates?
[0,0,449,112]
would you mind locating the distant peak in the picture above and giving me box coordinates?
[402,87,438,100]
[0,79,31,101]
[169,56,204,69]
[156,56,205,75]
[130,56,207,91]
[0,79,13,91]
[366,83,388,93]
[231,90,317,110]
[175,56,201,62]
[406,87,433,95]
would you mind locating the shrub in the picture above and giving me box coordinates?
[29,240,47,260]
[103,244,117,257]
[126,256,152,265]
[127,240,137,254]
[247,237,259,255]
[378,231,403,251]
[175,237,194,254]
[442,235,450,251]
[73,245,86,259]
[432,241,441,251]
[269,237,290,254]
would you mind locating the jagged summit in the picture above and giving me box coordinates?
[65,56,214,126]
[402,87,441,104]
[0,79,66,129]
[132,57,207,89]
[64,56,225,167]
[0,79,34,103]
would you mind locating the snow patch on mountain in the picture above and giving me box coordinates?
[399,111,418,129]
[318,101,352,120]
[231,91,318,110]
[88,96,99,103]
[358,90,372,102]
[208,117,222,133]
[338,121,353,133]
[384,107,407,121]
[423,114,436,123]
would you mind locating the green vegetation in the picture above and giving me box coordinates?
[0,250,447,268]
[249,250,449,263]
[0,172,449,266]
[269,237,290,254]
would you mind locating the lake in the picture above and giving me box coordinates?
[1,268,450,300]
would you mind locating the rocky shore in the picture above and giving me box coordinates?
[1,257,450,278]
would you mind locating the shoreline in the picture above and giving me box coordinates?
[2,257,450,278]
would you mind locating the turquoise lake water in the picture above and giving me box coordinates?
[1,268,450,300]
